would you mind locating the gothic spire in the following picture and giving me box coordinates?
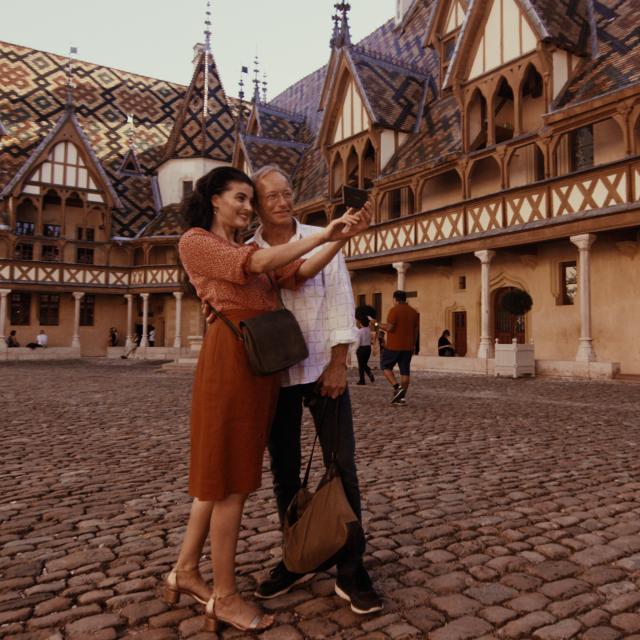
[333,2,352,48]
[252,55,261,103]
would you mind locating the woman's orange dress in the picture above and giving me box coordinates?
[178,228,303,501]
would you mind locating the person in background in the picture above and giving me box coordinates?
[438,329,455,357]
[355,317,374,385]
[27,329,48,349]
[6,330,20,347]
[109,327,119,347]
[148,326,156,347]
[372,290,419,405]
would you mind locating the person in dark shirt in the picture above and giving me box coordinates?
[438,329,455,357]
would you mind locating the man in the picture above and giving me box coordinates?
[27,329,48,349]
[250,165,382,614]
[374,290,419,404]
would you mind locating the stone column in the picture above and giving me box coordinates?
[0,289,10,350]
[392,262,410,290]
[474,250,496,359]
[139,293,150,347]
[124,294,134,349]
[71,292,85,349]
[570,234,597,362]
[173,291,183,349]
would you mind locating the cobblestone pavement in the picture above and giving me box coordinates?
[2,361,640,640]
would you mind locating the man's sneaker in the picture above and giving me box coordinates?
[335,566,383,614]
[391,386,406,404]
[254,561,312,599]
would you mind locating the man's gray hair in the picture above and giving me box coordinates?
[252,164,292,190]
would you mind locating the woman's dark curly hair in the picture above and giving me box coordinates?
[181,166,254,230]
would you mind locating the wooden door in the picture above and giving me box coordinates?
[453,311,467,356]
[494,287,526,344]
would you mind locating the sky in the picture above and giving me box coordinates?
[0,0,396,100]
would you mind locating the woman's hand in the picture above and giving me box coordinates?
[323,202,372,242]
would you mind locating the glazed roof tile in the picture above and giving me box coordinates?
[241,134,307,176]
[556,0,640,107]
[161,49,235,163]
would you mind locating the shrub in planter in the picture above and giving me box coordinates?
[500,288,533,317]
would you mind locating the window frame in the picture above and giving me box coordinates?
[559,260,577,306]
[10,292,31,325]
[39,293,60,326]
[79,294,95,326]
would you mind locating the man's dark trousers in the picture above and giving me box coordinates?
[268,382,363,577]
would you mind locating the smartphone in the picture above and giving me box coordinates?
[342,185,369,209]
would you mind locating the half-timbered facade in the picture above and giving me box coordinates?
[2,0,640,376]
[235,0,640,377]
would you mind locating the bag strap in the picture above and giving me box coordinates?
[301,394,341,489]
[208,271,284,337]
[208,305,244,341]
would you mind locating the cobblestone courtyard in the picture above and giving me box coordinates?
[1,361,640,640]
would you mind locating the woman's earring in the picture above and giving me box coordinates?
[213,206,218,215]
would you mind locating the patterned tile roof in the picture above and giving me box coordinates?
[0,40,242,238]
[255,103,311,143]
[382,95,462,175]
[269,66,328,135]
[556,0,640,107]
[526,0,592,55]
[161,49,235,163]
[138,204,187,238]
[292,146,329,205]
[241,134,307,176]
[348,46,433,132]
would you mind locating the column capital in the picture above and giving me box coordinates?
[0,288,11,297]
[72,291,85,300]
[474,249,496,264]
[570,233,597,251]
[140,292,150,299]
[124,293,133,300]
[172,291,183,300]
[392,261,410,274]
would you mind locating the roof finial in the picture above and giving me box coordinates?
[252,55,261,103]
[330,12,341,48]
[262,72,268,103]
[65,45,78,110]
[334,2,351,47]
[238,65,248,102]
[204,0,212,53]
[203,1,211,120]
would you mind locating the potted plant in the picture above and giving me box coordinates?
[494,288,535,378]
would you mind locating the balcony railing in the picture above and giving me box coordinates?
[346,157,640,259]
[0,261,181,290]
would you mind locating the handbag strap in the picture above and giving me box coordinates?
[301,394,341,489]
[208,270,284,338]
[208,305,244,341]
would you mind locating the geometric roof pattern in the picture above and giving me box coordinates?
[161,49,235,163]
[240,134,307,176]
[347,46,434,133]
[0,40,242,238]
[556,0,640,107]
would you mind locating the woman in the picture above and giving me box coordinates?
[166,166,368,633]
[355,317,374,385]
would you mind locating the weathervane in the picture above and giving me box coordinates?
[334,2,352,47]
[238,65,248,102]
[252,55,261,103]
[65,46,78,110]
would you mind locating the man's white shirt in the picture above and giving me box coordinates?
[251,220,357,387]
[36,333,48,347]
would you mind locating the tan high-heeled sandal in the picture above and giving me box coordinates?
[163,566,211,605]
[204,591,275,632]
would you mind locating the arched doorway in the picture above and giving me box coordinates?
[493,287,526,344]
